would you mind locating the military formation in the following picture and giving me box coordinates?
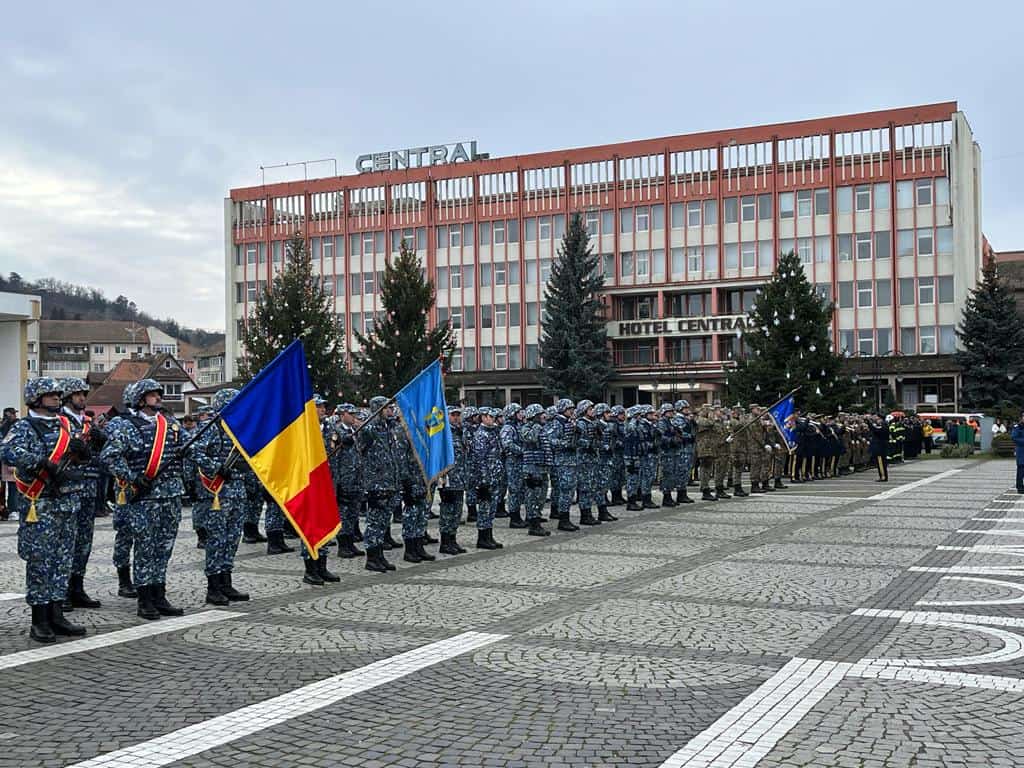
[2,375,905,644]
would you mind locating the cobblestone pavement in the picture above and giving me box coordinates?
[0,458,1021,767]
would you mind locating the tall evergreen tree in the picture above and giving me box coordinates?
[955,256,1024,409]
[539,212,613,399]
[350,241,454,400]
[726,250,855,413]
[238,232,348,399]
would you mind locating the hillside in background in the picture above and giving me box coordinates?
[1,272,224,349]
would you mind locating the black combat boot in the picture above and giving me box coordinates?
[642,494,659,509]
[509,507,528,529]
[29,604,56,644]
[439,533,461,555]
[466,504,478,523]
[61,595,73,612]
[69,573,102,608]
[117,565,137,598]
[49,601,86,636]
[364,546,389,573]
[715,487,731,500]
[763,480,776,492]
[153,584,184,616]
[383,530,403,550]
[579,507,599,526]
[677,487,694,503]
[336,534,363,559]
[283,521,298,539]
[626,494,643,511]
[598,505,618,522]
[732,484,749,498]
[266,530,295,555]
[528,518,551,536]
[403,539,423,563]
[317,554,341,582]
[661,491,677,508]
[136,585,160,620]
[750,481,766,494]
[195,527,208,549]
[220,572,250,601]
[476,528,503,550]
[701,489,716,501]
[393,507,404,524]
[775,478,787,489]
[303,558,325,585]
[495,500,509,518]
[242,522,267,543]
[610,489,626,506]
[416,537,437,561]
[352,519,364,542]
[205,574,229,606]
[557,510,580,532]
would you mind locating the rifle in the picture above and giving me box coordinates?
[326,397,396,461]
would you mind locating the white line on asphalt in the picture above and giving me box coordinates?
[853,607,1024,628]
[66,630,506,768]
[848,664,1024,692]
[973,517,1024,522]
[958,529,1024,536]
[910,566,1024,576]
[658,657,852,768]
[868,469,962,501]
[0,610,241,672]
[0,593,25,602]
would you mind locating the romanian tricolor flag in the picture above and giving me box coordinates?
[218,340,340,556]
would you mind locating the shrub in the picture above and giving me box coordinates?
[941,444,975,459]
[992,432,1016,458]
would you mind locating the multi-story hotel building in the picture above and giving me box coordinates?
[226,102,982,409]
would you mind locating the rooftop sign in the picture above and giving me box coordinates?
[355,141,488,174]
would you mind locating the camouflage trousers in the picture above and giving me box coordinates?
[679,447,695,488]
[659,449,682,493]
[640,455,656,495]
[244,490,264,527]
[730,452,746,486]
[596,453,614,502]
[338,494,362,537]
[71,483,98,576]
[552,463,578,517]
[204,493,245,575]
[438,488,463,534]
[625,459,642,499]
[699,456,727,490]
[611,455,625,495]
[15,494,76,606]
[364,491,394,549]
[522,466,546,521]
[192,498,210,533]
[749,449,767,483]
[576,454,601,508]
[505,460,524,516]
[265,499,286,533]
[127,497,182,587]
[112,504,134,569]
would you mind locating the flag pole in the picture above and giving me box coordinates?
[727,387,802,440]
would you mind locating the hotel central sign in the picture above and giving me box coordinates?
[608,315,753,339]
[355,141,488,173]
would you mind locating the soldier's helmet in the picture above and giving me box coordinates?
[463,406,478,419]
[356,408,370,421]
[337,402,357,414]
[503,403,522,418]
[642,404,656,415]
[60,377,90,401]
[575,399,594,417]
[545,405,557,417]
[674,399,690,411]
[611,405,626,417]
[369,395,390,411]
[625,405,639,419]
[659,402,675,415]
[313,393,327,407]
[593,403,610,417]
[196,405,215,416]
[447,404,462,416]
[523,403,545,420]
[555,398,575,414]
[212,388,240,412]
[24,376,62,406]
[129,378,163,408]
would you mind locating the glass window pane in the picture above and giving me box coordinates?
[877,328,891,355]
[875,278,891,307]
[897,229,914,257]
[920,326,936,354]
[797,190,812,218]
[916,178,933,206]
[436,266,448,289]
[935,177,950,206]
[741,195,755,222]
[815,235,831,263]
[873,231,891,259]
[724,197,739,224]
[836,186,853,214]
[936,226,953,256]
[703,199,717,225]
[478,221,491,246]
[838,281,853,308]
[874,182,891,210]
[896,180,914,209]
[620,208,633,233]
[758,193,772,220]
[652,204,664,230]
[671,248,684,276]
[778,192,794,219]
[855,184,871,211]
[939,325,956,354]
[480,264,492,287]
[620,252,633,278]
[814,188,830,215]
[857,280,873,308]
[838,234,853,261]
[899,277,915,305]
[671,203,684,228]
[553,215,566,239]
[687,201,701,227]
[917,229,934,256]
[725,243,739,269]
[797,238,812,264]
[901,327,917,354]
[939,275,954,303]
[741,243,756,268]
[601,210,613,234]
[856,232,872,260]
[508,219,519,243]
[758,241,773,270]
[525,218,537,241]
[918,276,935,304]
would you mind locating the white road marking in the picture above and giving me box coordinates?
[861,620,1024,668]
[657,657,852,768]
[958,529,1024,537]
[868,469,962,500]
[0,610,241,672]
[0,593,25,602]
[848,664,1024,692]
[973,517,1024,522]
[910,566,1024,577]
[66,630,506,768]
[853,608,1024,628]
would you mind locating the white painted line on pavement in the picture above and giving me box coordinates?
[658,657,852,768]
[849,664,1024,692]
[973,517,1024,522]
[868,469,962,501]
[853,607,1024,628]
[0,610,242,672]
[910,565,1024,576]
[958,529,1024,537]
[916,576,1024,607]
[66,630,506,768]
[0,593,25,602]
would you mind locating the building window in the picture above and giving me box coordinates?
[939,325,956,354]
[938,275,954,303]
[915,178,933,206]
[246,245,257,264]
[814,188,830,215]
[539,216,553,240]
[436,266,449,290]
[92,363,104,372]
[838,281,853,309]
[917,229,934,257]
[540,259,551,282]
[687,201,702,227]
[449,307,462,330]
[93,345,104,354]
[741,196,756,222]
[652,204,664,230]
[920,326,936,354]
[725,244,739,270]
[857,329,874,356]
[687,247,702,274]
[855,184,871,212]
[873,231,891,259]
[115,345,127,355]
[897,229,914,258]
[620,252,633,279]
[935,177,950,206]
[899,278,915,305]
[875,279,892,307]
[724,197,739,224]
[877,328,891,355]
[936,226,953,256]
[759,241,774,270]
[163,383,182,401]
[738,243,754,269]
[527,302,539,326]
[815,236,831,263]
[857,280,873,308]
[481,305,493,329]
[896,180,914,209]
[495,305,507,328]
[636,250,650,278]
[901,327,917,354]
[525,218,536,241]
[600,255,613,281]
[855,232,872,260]
[778,192,794,220]
[495,348,508,370]
[703,199,718,225]
[494,263,507,286]
[918,277,935,305]
[583,211,598,237]
[838,234,853,261]
[797,238,812,264]
[839,330,854,356]
[480,348,493,370]
[636,206,650,232]
[480,264,492,287]
[670,203,683,229]
[836,186,853,214]
[874,182,891,210]
[756,193,772,221]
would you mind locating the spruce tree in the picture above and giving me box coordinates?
[955,256,1024,409]
[238,232,348,399]
[726,250,855,413]
[539,212,613,399]
[350,241,454,399]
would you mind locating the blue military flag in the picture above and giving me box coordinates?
[768,394,798,450]
[394,359,455,489]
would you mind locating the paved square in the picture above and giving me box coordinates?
[1,458,1022,767]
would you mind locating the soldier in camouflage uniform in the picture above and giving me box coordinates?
[296,395,342,585]
[59,377,104,610]
[712,406,733,499]
[546,399,580,531]
[609,405,627,505]
[260,398,295,556]
[695,405,718,501]
[574,400,600,526]
[728,406,750,497]
[241,469,267,544]
[396,419,434,565]
[623,405,644,510]
[656,403,679,507]
[543,405,558,520]
[470,407,505,548]
[673,400,696,504]
[519,404,552,536]
[639,405,659,508]
[189,405,213,550]
[499,403,527,529]
[358,396,401,573]
[191,387,251,605]
[594,403,618,521]
[438,405,469,555]
[333,404,365,559]
[1,378,87,642]
[99,379,186,620]
[462,406,479,523]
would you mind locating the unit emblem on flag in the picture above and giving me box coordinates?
[425,406,446,437]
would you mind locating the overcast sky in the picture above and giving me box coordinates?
[2,0,1022,331]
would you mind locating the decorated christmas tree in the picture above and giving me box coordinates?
[539,211,613,399]
[237,232,348,401]
[726,250,855,413]
[350,241,454,400]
